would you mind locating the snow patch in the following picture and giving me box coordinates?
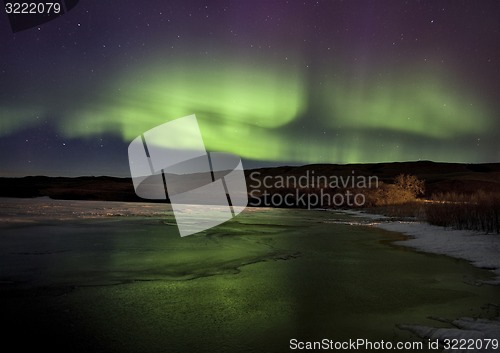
[399,317,500,352]
[376,221,500,285]
[338,210,500,345]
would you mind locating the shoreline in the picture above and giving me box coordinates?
[340,210,500,345]
[341,209,500,285]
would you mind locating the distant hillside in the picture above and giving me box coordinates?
[0,176,142,202]
[1,161,500,202]
[247,161,500,196]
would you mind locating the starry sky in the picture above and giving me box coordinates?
[1,0,499,176]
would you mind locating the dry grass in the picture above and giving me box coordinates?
[425,191,500,234]
[367,201,426,219]
[247,172,500,234]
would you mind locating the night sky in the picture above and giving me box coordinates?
[1,0,499,177]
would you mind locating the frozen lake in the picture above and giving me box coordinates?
[0,198,499,352]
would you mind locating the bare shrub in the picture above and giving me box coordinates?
[363,175,425,207]
[394,174,425,197]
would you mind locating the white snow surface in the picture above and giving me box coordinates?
[376,221,500,285]
[339,210,500,285]
[399,317,500,352]
[340,210,500,345]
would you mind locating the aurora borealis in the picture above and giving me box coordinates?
[1,1,500,176]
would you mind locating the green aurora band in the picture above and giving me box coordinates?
[1,59,494,164]
[325,70,492,139]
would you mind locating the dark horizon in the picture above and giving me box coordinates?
[2,160,500,205]
[2,159,500,179]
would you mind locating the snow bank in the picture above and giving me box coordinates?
[399,317,500,352]
[375,221,500,285]
[339,210,500,345]
[336,209,500,285]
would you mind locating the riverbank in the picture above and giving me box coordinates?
[340,210,500,347]
[342,210,500,285]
